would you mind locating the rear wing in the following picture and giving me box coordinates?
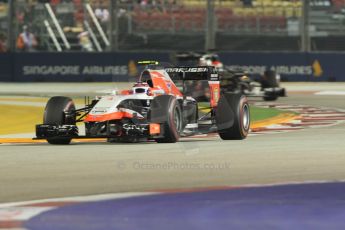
[165,66,219,81]
[174,52,202,61]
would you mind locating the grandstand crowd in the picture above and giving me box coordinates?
[0,0,345,51]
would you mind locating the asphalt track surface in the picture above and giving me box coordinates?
[1,83,345,203]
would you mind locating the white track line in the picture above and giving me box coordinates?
[0,192,156,209]
[315,91,345,95]
[2,179,345,208]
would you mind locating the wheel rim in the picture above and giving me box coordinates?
[242,104,250,131]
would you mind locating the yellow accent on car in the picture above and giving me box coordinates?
[137,61,159,65]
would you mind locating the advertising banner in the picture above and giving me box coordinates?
[0,53,12,82]
[12,52,170,82]
[219,52,344,82]
[1,52,344,82]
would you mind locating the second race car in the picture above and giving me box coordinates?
[174,52,286,101]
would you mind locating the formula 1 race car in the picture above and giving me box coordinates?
[35,61,250,144]
[175,52,286,101]
[221,68,286,101]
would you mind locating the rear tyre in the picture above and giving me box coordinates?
[262,70,279,88]
[150,95,183,143]
[43,96,76,145]
[262,70,279,101]
[216,93,250,140]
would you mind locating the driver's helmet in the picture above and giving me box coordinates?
[199,54,224,72]
[132,82,150,94]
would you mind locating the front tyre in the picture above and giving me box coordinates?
[150,95,183,143]
[216,93,250,140]
[43,96,76,145]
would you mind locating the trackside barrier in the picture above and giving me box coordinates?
[0,53,12,82]
[218,52,344,82]
[0,52,170,82]
[0,52,344,82]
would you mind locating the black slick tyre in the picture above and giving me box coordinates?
[43,96,76,145]
[216,93,250,140]
[150,95,183,143]
[262,70,279,101]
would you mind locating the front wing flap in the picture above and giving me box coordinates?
[263,87,286,97]
[36,124,79,138]
[34,123,165,140]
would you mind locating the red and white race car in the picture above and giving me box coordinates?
[35,61,250,144]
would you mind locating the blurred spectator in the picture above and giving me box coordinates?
[16,25,38,52]
[0,34,7,53]
[140,0,148,7]
[95,2,110,23]
[78,31,94,52]
[16,4,34,27]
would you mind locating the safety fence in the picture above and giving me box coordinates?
[3,1,345,52]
